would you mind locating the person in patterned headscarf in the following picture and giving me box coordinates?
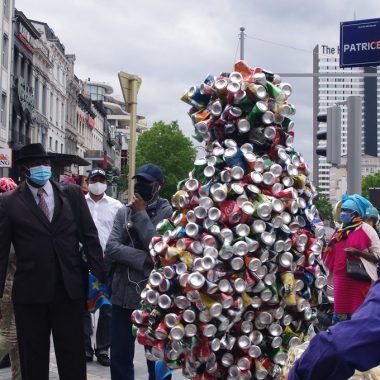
[0,178,20,380]
[323,194,380,324]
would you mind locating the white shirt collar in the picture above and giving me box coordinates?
[85,193,110,203]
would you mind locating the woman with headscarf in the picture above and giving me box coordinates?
[323,194,380,325]
[0,177,20,380]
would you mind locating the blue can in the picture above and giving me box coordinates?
[223,147,246,170]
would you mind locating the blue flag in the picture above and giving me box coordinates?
[155,360,174,380]
[87,273,111,313]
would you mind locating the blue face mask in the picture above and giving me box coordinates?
[340,211,354,225]
[28,165,52,186]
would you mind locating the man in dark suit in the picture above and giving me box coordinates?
[0,143,105,380]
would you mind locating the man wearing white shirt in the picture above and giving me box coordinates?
[84,169,122,367]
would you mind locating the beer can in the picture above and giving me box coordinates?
[187,272,206,290]
[223,147,246,170]
[246,101,268,124]
[169,324,185,340]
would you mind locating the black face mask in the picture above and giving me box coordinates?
[134,182,156,202]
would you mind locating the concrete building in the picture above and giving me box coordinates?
[0,0,14,155]
[313,43,380,196]
[30,20,69,156]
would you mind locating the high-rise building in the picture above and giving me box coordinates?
[312,43,380,203]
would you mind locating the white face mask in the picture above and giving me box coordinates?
[88,182,107,196]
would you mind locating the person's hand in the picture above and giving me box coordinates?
[131,193,146,213]
[344,247,362,256]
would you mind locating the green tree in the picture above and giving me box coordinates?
[362,172,380,199]
[133,120,197,200]
[314,187,333,224]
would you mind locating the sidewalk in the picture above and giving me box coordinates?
[0,341,185,379]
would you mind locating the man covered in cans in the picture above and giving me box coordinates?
[105,164,172,380]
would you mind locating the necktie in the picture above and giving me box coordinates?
[37,188,50,220]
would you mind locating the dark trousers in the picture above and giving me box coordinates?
[13,283,86,380]
[84,304,112,356]
[111,305,157,380]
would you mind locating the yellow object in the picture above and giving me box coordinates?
[281,271,297,306]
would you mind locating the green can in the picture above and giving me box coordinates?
[193,158,207,184]
[266,82,285,102]
[234,91,254,112]
[281,117,294,132]
[246,101,268,124]
[156,219,175,236]
[132,324,138,337]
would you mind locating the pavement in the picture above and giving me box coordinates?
[0,327,185,380]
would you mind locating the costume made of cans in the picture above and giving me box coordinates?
[288,278,380,380]
[0,247,21,380]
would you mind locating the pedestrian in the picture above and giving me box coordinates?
[364,205,379,232]
[323,194,380,325]
[105,164,173,380]
[0,143,105,380]
[0,178,21,380]
[287,278,380,380]
[84,168,123,366]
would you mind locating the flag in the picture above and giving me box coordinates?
[87,273,111,313]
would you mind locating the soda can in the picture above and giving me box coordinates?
[237,118,251,133]
[218,278,233,293]
[230,256,244,271]
[220,200,242,225]
[210,99,224,116]
[251,219,266,233]
[223,147,246,170]
[268,322,283,337]
[145,289,159,305]
[200,82,216,96]
[158,294,172,310]
[254,359,269,380]
[136,328,155,347]
[184,324,197,337]
[187,272,206,289]
[219,228,234,244]
[227,81,241,94]
[199,323,217,338]
[169,324,185,341]
[210,338,221,352]
[248,345,262,359]
[245,237,260,252]
[234,277,246,292]
[250,330,263,346]
[174,295,191,309]
[246,83,267,100]
[131,310,150,325]
[246,100,268,124]
[208,207,222,222]
[210,183,228,203]
[281,271,297,306]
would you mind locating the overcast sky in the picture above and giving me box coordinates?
[16,0,380,173]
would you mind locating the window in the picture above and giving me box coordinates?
[61,143,63,153]
[3,0,9,19]
[56,97,59,126]
[1,92,6,127]
[50,92,53,121]
[49,137,52,149]
[55,140,58,152]
[61,102,64,127]
[34,77,39,109]
[42,85,47,115]
[2,34,8,69]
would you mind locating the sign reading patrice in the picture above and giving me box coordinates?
[340,18,380,68]
[0,148,12,168]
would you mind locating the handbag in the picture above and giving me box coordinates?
[346,256,371,282]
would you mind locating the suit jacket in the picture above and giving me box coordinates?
[0,180,105,304]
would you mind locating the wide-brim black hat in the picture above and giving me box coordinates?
[14,143,50,165]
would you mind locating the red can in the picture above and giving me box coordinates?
[136,328,155,347]
[220,200,242,225]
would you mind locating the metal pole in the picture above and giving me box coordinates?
[127,78,138,202]
[239,27,245,60]
[347,96,362,195]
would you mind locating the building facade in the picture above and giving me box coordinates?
[30,20,69,155]
[312,43,380,197]
[0,0,14,151]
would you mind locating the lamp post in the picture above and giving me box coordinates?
[118,72,142,201]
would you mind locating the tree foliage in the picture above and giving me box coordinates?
[362,172,380,199]
[133,120,197,200]
[314,187,333,224]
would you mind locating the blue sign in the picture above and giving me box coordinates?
[340,18,380,68]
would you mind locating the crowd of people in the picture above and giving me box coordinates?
[0,143,171,380]
[1,143,380,380]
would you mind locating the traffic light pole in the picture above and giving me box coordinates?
[347,96,362,195]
